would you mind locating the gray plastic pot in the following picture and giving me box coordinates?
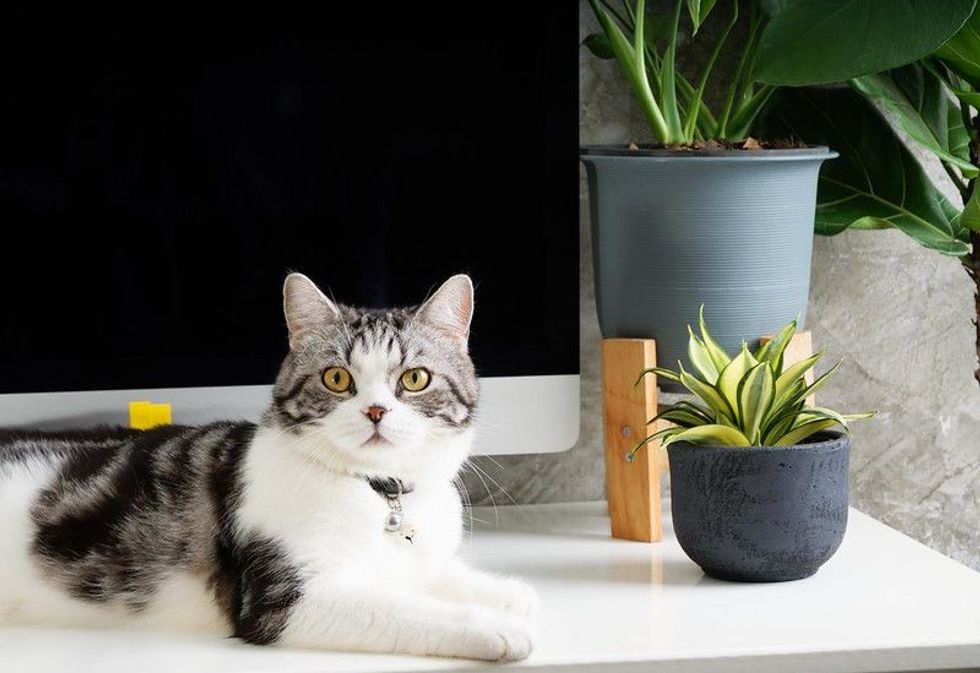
[667,431,850,582]
[580,146,836,386]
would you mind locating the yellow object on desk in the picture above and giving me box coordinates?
[129,401,173,429]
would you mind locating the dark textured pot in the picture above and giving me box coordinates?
[667,431,850,582]
[580,146,836,390]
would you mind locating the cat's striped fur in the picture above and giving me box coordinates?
[0,274,537,660]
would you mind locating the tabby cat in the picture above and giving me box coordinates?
[0,273,537,661]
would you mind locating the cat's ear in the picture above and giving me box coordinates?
[416,274,474,346]
[283,273,341,349]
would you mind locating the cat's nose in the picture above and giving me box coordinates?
[363,405,389,424]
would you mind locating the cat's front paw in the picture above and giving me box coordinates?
[489,577,539,619]
[463,615,535,662]
[491,618,535,662]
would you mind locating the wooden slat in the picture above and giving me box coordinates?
[602,338,661,542]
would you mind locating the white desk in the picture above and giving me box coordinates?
[3,502,979,672]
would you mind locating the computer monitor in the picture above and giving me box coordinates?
[0,3,579,454]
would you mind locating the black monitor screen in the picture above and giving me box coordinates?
[0,3,579,394]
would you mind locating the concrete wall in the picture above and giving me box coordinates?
[461,2,980,572]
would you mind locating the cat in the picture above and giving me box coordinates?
[0,273,538,661]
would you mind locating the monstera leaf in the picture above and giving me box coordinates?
[754,0,975,86]
[763,86,970,256]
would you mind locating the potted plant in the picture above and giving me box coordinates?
[581,0,973,385]
[755,0,980,390]
[632,310,875,582]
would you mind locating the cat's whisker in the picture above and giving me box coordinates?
[468,458,518,508]
[451,474,473,541]
[463,459,499,526]
[458,473,477,541]
[473,452,505,471]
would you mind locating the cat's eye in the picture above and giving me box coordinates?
[401,368,431,392]
[322,367,353,393]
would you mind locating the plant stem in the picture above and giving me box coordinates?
[588,0,671,142]
[676,72,718,136]
[684,0,738,140]
[717,6,762,140]
[598,0,629,27]
[972,231,980,388]
[632,0,672,142]
[726,84,775,140]
[661,0,685,142]
[967,115,980,390]
[966,225,980,389]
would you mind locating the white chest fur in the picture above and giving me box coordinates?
[237,428,464,593]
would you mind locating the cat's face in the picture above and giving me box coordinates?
[268,273,479,482]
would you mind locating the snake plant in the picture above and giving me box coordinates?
[628,309,874,459]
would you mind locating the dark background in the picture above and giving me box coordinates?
[0,3,579,393]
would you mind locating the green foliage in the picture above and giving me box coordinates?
[935,6,980,89]
[629,309,874,458]
[961,185,980,233]
[583,0,766,144]
[762,85,971,256]
[685,0,717,34]
[583,0,975,146]
[851,67,976,178]
[756,3,980,265]
[753,0,975,86]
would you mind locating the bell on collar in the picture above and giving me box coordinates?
[385,510,403,532]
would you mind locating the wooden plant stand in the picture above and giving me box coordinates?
[601,331,814,543]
